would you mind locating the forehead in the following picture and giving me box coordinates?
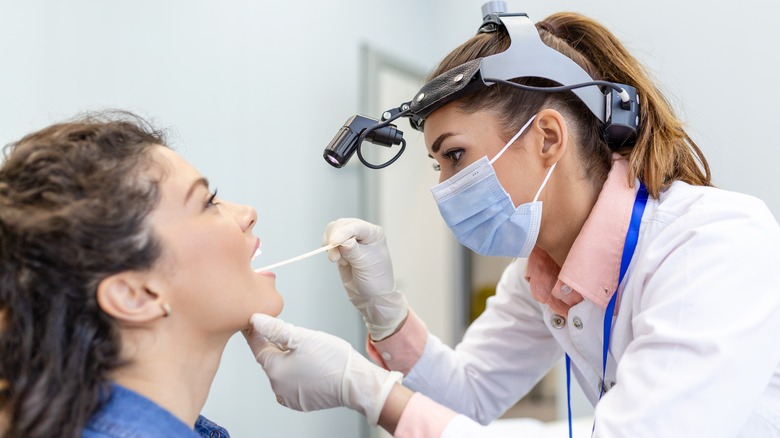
[423,105,505,148]
[150,146,200,182]
[145,146,205,234]
[423,105,460,145]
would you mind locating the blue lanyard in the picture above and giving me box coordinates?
[565,183,648,438]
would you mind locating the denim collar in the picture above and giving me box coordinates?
[83,383,229,438]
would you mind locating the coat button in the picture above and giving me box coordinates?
[551,314,566,329]
[561,284,572,294]
[572,317,583,330]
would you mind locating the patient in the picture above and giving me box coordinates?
[0,112,282,437]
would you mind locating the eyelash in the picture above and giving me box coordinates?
[206,188,220,208]
[432,149,464,172]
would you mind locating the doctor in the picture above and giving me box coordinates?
[245,8,780,438]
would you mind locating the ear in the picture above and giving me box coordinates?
[532,108,568,168]
[96,272,167,323]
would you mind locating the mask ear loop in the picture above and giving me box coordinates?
[533,162,557,202]
[489,115,537,165]
[486,114,557,202]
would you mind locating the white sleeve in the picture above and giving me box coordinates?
[594,194,780,437]
[403,259,563,425]
[437,415,594,438]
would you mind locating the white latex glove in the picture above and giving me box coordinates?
[245,313,403,426]
[323,218,409,340]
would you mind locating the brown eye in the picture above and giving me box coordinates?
[444,149,464,163]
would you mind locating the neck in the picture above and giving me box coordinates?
[112,325,228,428]
[537,168,603,268]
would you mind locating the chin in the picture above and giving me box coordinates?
[268,295,284,317]
[251,294,284,318]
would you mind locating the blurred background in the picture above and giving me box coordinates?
[2,1,778,437]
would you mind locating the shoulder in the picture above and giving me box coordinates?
[645,182,780,248]
[654,182,777,227]
[195,415,231,437]
[629,182,780,303]
[630,182,780,302]
[83,384,208,438]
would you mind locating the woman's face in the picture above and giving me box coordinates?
[146,146,283,336]
[424,103,540,207]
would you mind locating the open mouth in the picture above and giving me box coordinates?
[251,239,262,262]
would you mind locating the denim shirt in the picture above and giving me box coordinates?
[83,384,230,438]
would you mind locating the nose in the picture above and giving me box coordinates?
[225,201,257,232]
[239,204,257,232]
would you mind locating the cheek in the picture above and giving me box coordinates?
[157,227,245,297]
[497,166,535,206]
[179,227,242,266]
[439,170,455,183]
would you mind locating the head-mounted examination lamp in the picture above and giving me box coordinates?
[323,1,641,170]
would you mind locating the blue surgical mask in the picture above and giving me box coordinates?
[430,115,556,258]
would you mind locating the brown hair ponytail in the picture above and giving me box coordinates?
[538,13,711,196]
[430,12,711,197]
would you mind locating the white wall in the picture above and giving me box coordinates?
[3,1,779,436]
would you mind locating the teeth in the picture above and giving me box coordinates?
[252,246,262,261]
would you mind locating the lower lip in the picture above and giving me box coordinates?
[256,271,276,278]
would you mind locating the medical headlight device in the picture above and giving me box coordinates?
[323,1,640,170]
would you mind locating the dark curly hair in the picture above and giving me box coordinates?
[0,112,167,437]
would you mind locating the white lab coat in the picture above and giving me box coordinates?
[403,182,780,437]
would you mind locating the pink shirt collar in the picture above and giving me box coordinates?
[525,156,636,316]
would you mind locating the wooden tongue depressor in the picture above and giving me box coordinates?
[255,242,341,272]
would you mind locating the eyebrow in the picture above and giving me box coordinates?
[428,133,455,159]
[184,177,209,205]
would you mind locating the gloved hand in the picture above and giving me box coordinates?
[245,313,403,426]
[323,218,409,340]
